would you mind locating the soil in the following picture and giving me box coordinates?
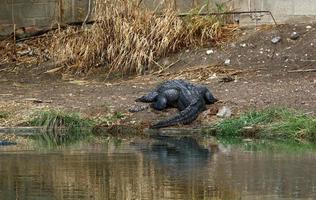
[0,23,315,128]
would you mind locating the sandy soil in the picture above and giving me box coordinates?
[0,23,315,128]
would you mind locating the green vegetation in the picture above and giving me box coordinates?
[0,111,9,119]
[27,109,127,147]
[210,108,316,144]
[28,110,95,147]
[218,138,316,153]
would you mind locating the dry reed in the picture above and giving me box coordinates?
[52,0,229,76]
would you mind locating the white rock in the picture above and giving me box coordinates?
[240,43,247,47]
[206,49,214,55]
[271,36,281,44]
[217,106,232,118]
[224,59,231,65]
[306,25,312,29]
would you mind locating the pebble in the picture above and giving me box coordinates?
[290,32,300,40]
[224,59,231,65]
[217,106,232,118]
[271,36,281,44]
[206,49,214,55]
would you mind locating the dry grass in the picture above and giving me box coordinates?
[52,0,184,75]
[0,34,53,67]
[52,0,232,76]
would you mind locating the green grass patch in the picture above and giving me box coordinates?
[213,108,316,144]
[218,138,316,153]
[28,110,95,147]
[0,111,9,119]
[27,110,127,147]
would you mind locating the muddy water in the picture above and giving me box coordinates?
[0,140,316,200]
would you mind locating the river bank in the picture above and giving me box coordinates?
[0,23,315,146]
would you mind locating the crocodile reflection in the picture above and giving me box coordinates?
[136,136,216,176]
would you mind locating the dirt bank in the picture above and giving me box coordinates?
[0,23,315,128]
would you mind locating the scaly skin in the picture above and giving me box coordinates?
[136,80,218,129]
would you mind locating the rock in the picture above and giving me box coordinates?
[271,36,281,44]
[290,32,300,40]
[217,106,232,118]
[206,49,214,54]
[306,25,312,29]
[240,43,247,47]
[224,59,231,65]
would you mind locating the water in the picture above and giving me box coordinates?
[1,139,316,200]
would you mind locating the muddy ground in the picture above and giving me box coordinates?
[0,23,315,128]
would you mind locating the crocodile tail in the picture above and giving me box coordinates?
[150,101,203,129]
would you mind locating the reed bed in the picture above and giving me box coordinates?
[52,0,231,76]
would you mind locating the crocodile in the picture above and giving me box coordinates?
[136,80,218,129]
